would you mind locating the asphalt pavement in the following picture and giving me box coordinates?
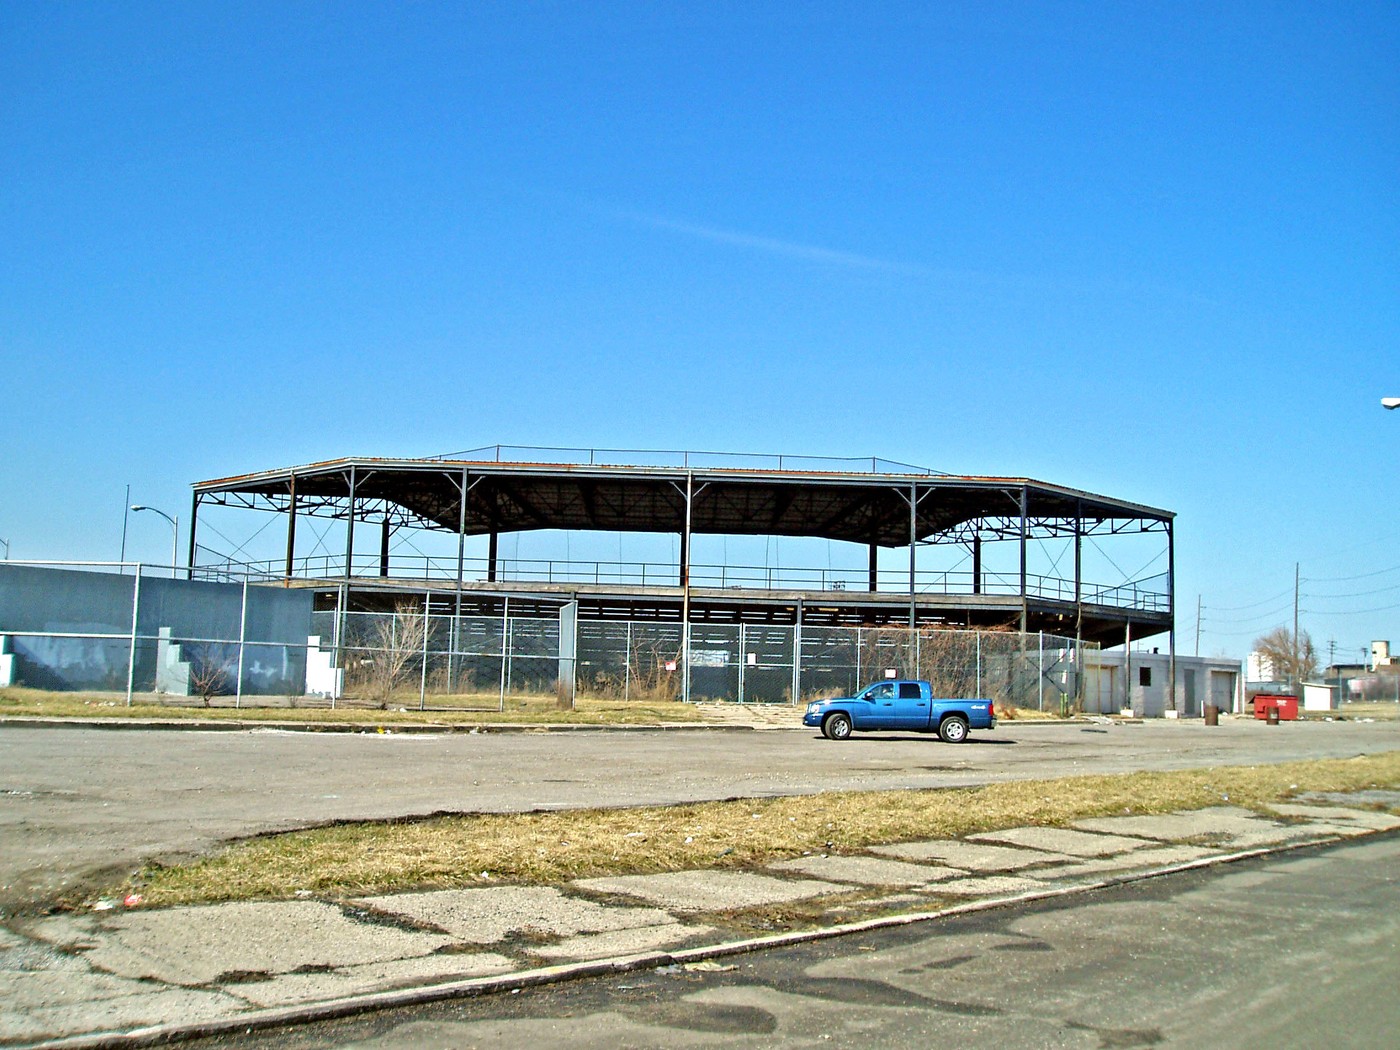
[4,793,1398,1047]
[4,715,1399,909]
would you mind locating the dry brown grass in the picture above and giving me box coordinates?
[0,687,697,726]
[122,750,1400,908]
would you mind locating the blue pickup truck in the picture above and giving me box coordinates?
[803,680,996,743]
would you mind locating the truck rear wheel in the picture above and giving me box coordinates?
[938,715,969,743]
[823,713,853,740]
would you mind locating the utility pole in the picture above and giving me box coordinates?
[119,484,131,566]
[1293,562,1300,685]
[1195,595,1202,657]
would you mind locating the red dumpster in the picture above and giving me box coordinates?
[1252,693,1298,720]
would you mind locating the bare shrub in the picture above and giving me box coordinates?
[186,643,235,706]
[346,601,428,710]
[582,633,680,702]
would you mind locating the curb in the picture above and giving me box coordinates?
[0,718,754,735]
[0,714,1158,734]
[19,828,1390,1050]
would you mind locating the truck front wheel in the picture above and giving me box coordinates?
[938,715,969,744]
[823,713,853,740]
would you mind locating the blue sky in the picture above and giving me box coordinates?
[2,1,1397,661]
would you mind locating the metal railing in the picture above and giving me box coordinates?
[425,444,949,476]
[192,550,1170,613]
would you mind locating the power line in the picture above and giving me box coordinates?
[1301,581,1400,600]
[1302,563,1400,583]
[1206,588,1293,613]
[1198,603,1293,626]
[1302,603,1400,617]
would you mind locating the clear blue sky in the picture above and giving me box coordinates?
[2,2,1397,661]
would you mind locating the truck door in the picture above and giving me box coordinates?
[894,681,930,729]
[861,681,899,728]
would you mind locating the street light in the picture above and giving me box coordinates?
[130,506,179,573]
[1383,397,1400,410]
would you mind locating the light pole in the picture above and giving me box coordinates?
[130,506,179,573]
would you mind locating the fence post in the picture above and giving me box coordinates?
[125,566,142,706]
[976,630,982,699]
[498,597,509,712]
[330,583,344,710]
[738,623,746,703]
[1038,630,1044,712]
[624,620,632,702]
[855,626,862,688]
[791,622,801,706]
[235,579,248,708]
[419,589,430,710]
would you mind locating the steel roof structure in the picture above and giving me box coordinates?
[188,450,1175,647]
[195,456,1170,543]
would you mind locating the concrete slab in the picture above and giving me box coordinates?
[926,875,1047,896]
[767,855,962,887]
[29,901,456,986]
[1031,845,1217,881]
[227,952,516,1008]
[0,973,242,1044]
[1260,822,1370,839]
[969,827,1157,857]
[354,886,675,944]
[1263,803,1400,831]
[1300,789,1400,809]
[528,922,715,962]
[573,871,840,913]
[1225,825,1337,850]
[869,840,1074,871]
[1072,807,1282,843]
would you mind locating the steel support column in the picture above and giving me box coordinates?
[868,542,878,592]
[487,531,498,582]
[1125,620,1133,713]
[343,466,358,579]
[283,474,297,585]
[1018,485,1029,635]
[336,466,357,669]
[186,492,200,581]
[971,535,982,594]
[679,527,689,588]
[379,519,392,578]
[1168,519,1176,714]
[908,482,918,627]
[452,468,468,692]
[1073,500,1084,707]
[681,471,693,703]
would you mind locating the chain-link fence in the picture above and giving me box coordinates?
[1,563,1094,712]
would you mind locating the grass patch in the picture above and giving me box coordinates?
[1319,703,1400,721]
[0,687,699,726]
[118,751,1400,909]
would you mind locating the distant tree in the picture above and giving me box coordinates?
[1252,626,1318,684]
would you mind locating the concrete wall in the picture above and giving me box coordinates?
[0,564,314,695]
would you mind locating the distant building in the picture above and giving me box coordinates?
[1082,651,1242,718]
[1247,650,1279,683]
[1372,640,1394,670]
